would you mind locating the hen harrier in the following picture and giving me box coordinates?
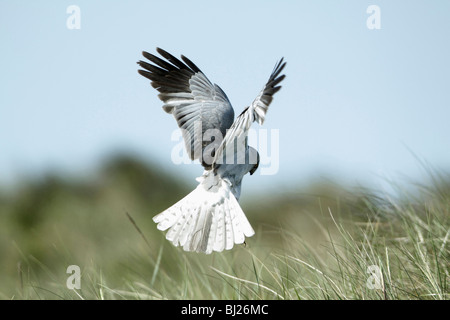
[137,48,286,253]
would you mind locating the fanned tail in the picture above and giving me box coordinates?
[153,172,254,254]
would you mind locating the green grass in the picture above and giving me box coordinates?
[0,155,448,300]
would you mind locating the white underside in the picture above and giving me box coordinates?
[153,171,255,254]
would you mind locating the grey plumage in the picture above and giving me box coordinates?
[138,48,234,166]
[137,48,286,253]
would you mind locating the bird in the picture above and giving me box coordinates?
[137,48,286,254]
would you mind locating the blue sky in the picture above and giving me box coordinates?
[1,1,449,194]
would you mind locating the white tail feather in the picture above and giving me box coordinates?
[153,173,255,254]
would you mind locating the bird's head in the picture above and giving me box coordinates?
[248,147,260,176]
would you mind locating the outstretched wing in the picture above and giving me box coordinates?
[137,48,235,162]
[212,58,286,168]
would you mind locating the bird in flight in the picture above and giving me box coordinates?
[137,48,286,254]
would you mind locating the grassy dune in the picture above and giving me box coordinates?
[0,155,448,299]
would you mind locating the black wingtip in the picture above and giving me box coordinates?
[269,58,286,82]
[137,69,153,81]
[155,47,165,55]
[276,58,286,72]
[181,54,202,73]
